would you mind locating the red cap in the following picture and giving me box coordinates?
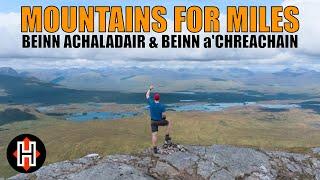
[154,93,160,101]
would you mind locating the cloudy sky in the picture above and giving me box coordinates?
[0,0,319,71]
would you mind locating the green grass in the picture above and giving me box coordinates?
[1,108,320,178]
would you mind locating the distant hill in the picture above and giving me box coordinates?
[18,67,320,95]
[50,76,65,84]
[0,67,19,77]
[0,74,144,105]
[0,74,309,105]
[0,108,36,125]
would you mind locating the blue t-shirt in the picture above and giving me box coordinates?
[147,98,165,121]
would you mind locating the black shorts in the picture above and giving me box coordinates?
[151,119,169,132]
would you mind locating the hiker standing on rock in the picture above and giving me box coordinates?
[146,85,172,154]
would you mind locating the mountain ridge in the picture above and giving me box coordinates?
[11,66,320,94]
[0,67,19,77]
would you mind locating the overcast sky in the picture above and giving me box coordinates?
[0,0,319,71]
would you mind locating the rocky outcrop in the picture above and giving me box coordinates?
[10,144,320,180]
[313,148,320,155]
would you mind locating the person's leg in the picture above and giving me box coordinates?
[152,132,157,147]
[166,119,172,136]
[151,122,159,153]
[158,119,172,142]
[152,132,158,153]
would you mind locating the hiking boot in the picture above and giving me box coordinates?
[165,134,172,144]
[153,146,158,154]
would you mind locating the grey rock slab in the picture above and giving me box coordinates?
[102,154,140,164]
[150,161,179,178]
[268,151,316,175]
[10,154,101,180]
[286,162,302,173]
[246,172,272,180]
[267,151,310,162]
[197,160,220,179]
[210,169,234,180]
[158,151,199,175]
[245,165,273,180]
[313,147,320,155]
[311,158,320,169]
[135,157,152,169]
[9,174,30,180]
[67,162,153,180]
[204,145,272,177]
[185,145,207,157]
[316,170,320,180]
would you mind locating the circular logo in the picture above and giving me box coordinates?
[7,134,46,173]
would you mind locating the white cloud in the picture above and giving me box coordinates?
[281,0,320,57]
[0,1,319,70]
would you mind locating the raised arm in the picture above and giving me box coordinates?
[146,85,154,99]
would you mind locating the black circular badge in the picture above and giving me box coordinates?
[7,134,46,173]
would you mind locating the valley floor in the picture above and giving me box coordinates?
[1,106,320,177]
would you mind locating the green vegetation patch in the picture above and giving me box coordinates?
[0,108,37,126]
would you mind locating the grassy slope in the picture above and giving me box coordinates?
[1,108,320,177]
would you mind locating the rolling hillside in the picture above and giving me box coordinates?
[0,73,311,105]
[19,67,320,94]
